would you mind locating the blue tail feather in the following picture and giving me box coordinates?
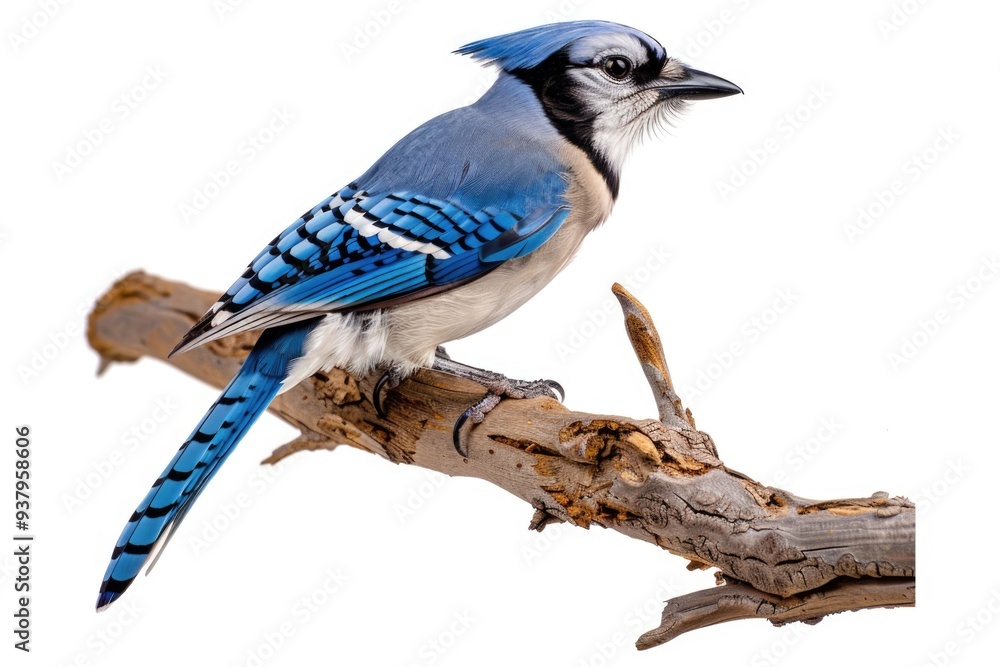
[96,319,317,610]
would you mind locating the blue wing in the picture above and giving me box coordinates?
[172,183,569,354]
[172,74,573,355]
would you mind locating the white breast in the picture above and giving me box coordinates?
[383,142,614,369]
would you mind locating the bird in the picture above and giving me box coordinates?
[96,19,740,610]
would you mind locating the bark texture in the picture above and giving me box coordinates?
[87,271,915,648]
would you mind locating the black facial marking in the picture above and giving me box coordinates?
[632,44,666,86]
[512,49,620,199]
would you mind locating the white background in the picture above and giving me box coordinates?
[3,0,998,665]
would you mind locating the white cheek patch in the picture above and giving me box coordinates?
[584,75,682,173]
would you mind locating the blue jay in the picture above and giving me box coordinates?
[96,20,739,610]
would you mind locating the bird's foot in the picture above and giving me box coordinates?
[452,392,503,458]
[373,364,408,418]
[432,354,564,457]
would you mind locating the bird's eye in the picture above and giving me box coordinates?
[602,56,633,80]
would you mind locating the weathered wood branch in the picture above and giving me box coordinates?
[87,271,915,648]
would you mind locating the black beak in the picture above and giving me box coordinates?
[655,66,742,100]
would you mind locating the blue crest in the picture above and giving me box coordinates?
[455,20,663,71]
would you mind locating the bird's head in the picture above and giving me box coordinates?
[457,20,741,194]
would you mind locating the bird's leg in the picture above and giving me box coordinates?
[432,354,565,401]
[432,350,564,457]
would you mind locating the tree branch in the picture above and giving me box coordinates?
[86,271,915,648]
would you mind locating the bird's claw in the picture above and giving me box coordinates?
[452,392,502,457]
[489,377,564,402]
[376,361,560,457]
[430,353,564,457]
[373,366,404,418]
[541,379,565,402]
[451,376,564,457]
